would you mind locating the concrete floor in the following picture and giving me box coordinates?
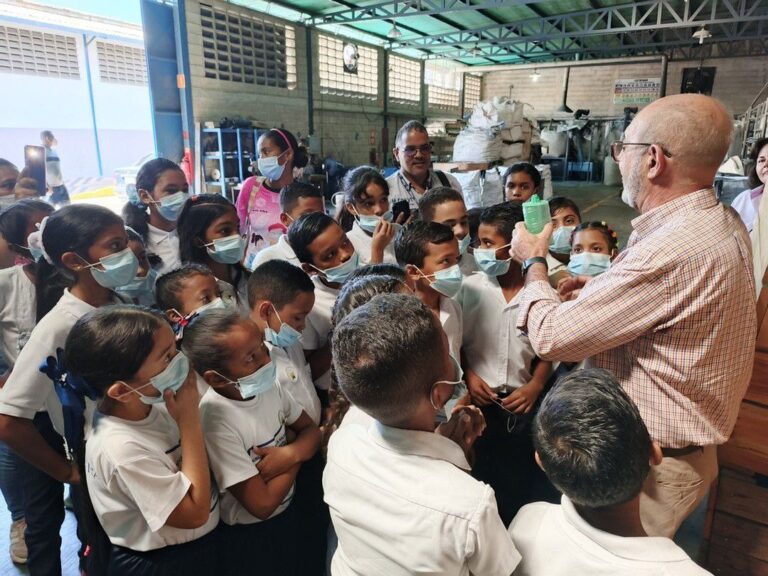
[0,180,710,574]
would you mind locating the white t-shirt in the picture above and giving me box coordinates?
[439,295,463,361]
[509,497,712,576]
[459,272,534,389]
[386,169,464,211]
[147,224,181,275]
[85,408,220,551]
[0,265,36,368]
[324,419,521,576]
[0,289,97,434]
[252,234,299,268]
[199,384,303,525]
[346,222,399,266]
[267,341,321,425]
[302,276,338,390]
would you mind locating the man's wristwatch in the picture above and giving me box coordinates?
[521,256,548,277]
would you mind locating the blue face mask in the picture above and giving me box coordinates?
[549,226,575,255]
[151,191,188,222]
[312,251,359,284]
[138,352,189,405]
[420,264,463,298]
[205,234,246,265]
[473,244,512,277]
[216,353,277,400]
[82,248,140,289]
[567,252,612,277]
[354,208,393,234]
[257,151,287,181]
[116,269,158,300]
[264,305,302,348]
[458,235,471,255]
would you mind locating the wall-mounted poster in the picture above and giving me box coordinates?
[681,67,716,95]
[613,78,661,105]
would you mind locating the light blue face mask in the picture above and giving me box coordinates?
[215,354,277,400]
[151,191,188,222]
[116,269,158,300]
[264,305,302,348]
[81,248,140,289]
[473,244,512,277]
[549,225,575,255]
[26,245,44,262]
[257,151,287,181]
[420,264,463,298]
[205,234,246,264]
[458,235,471,255]
[138,352,190,405]
[354,208,393,234]
[312,251,359,284]
[567,252,612,277]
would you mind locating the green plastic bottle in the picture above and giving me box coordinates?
[522,194,550,234]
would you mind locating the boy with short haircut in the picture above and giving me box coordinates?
[247,259,329,574]
[325,293,520,576]
[252,181,325,269]
[460,202,553,525]
[510,368,711,576]
[394,221,463,361]
[287,212,359,390]
[155,264,223,327]
[418,186,476,275]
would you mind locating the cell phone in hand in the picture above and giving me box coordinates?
[24,145,47,196]
[391,199,411,223]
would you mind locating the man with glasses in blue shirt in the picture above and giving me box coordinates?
[387,120,463,217]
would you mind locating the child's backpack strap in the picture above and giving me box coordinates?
[434,170,451,188]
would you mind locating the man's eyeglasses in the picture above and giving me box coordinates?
[610,141,672,163]
[401,144,433,158]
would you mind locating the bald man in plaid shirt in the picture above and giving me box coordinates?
[511,94,757,538]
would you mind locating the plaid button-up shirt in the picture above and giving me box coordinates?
[517,188,757,447]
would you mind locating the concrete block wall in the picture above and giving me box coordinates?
[482,56,768,118]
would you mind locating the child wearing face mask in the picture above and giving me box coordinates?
[183,310,321,576]
[177,194,250,314]
[288,212,360,391]
[566,221,619,278]
[58,306,219,576]
[0,205,141,575]
[155,264,227,333]
[546,197,582,287]
[252,181,325,269]
[460,202,554,526]
[419,186,476,276]
[237,129,310,266]
[116,227,158,307]
[336,166,401,265]
[122,158,189,275]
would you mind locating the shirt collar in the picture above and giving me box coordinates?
[369,420,471,471]
[480,271,521,307]
[147,224,177,243]
[560,496,693,562]
[398,169,434,193]
[631,188,717,240]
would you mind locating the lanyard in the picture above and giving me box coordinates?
[397,171,433,205]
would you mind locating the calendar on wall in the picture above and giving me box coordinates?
[613,78,661,105]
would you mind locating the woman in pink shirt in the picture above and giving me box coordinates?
[237,129,309,269]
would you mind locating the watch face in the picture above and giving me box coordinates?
[342,42,359,74]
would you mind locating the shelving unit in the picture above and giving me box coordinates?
[200,127,268,199]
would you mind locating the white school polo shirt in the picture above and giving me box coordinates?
[324,420,521,576]
[459,272,534,389]
[509,496,712,575]
[439,294,463,361]
[0,266,36,368]
[252,234,300,268]
[85,408,220,551]
[346,221,399,266]
[267,341,322,425]
[147,224,181,275]
[199,383,303,525]
[302,276,338,390]
[0,289,97,435]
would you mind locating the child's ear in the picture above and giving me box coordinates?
[649,441,663,467]
[166,309,183,323]
[60,251,85,273]
[301,263,316,276]
[534,451,545,472]
[255,300,272,321]
[202,370,229,389]
[106,381,135,403]
[279,212,291,228]
[138,189,152,205]
[405,264,421,283]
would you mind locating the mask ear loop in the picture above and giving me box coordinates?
[491,396,519,433]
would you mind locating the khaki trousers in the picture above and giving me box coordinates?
[639,445,718,538]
